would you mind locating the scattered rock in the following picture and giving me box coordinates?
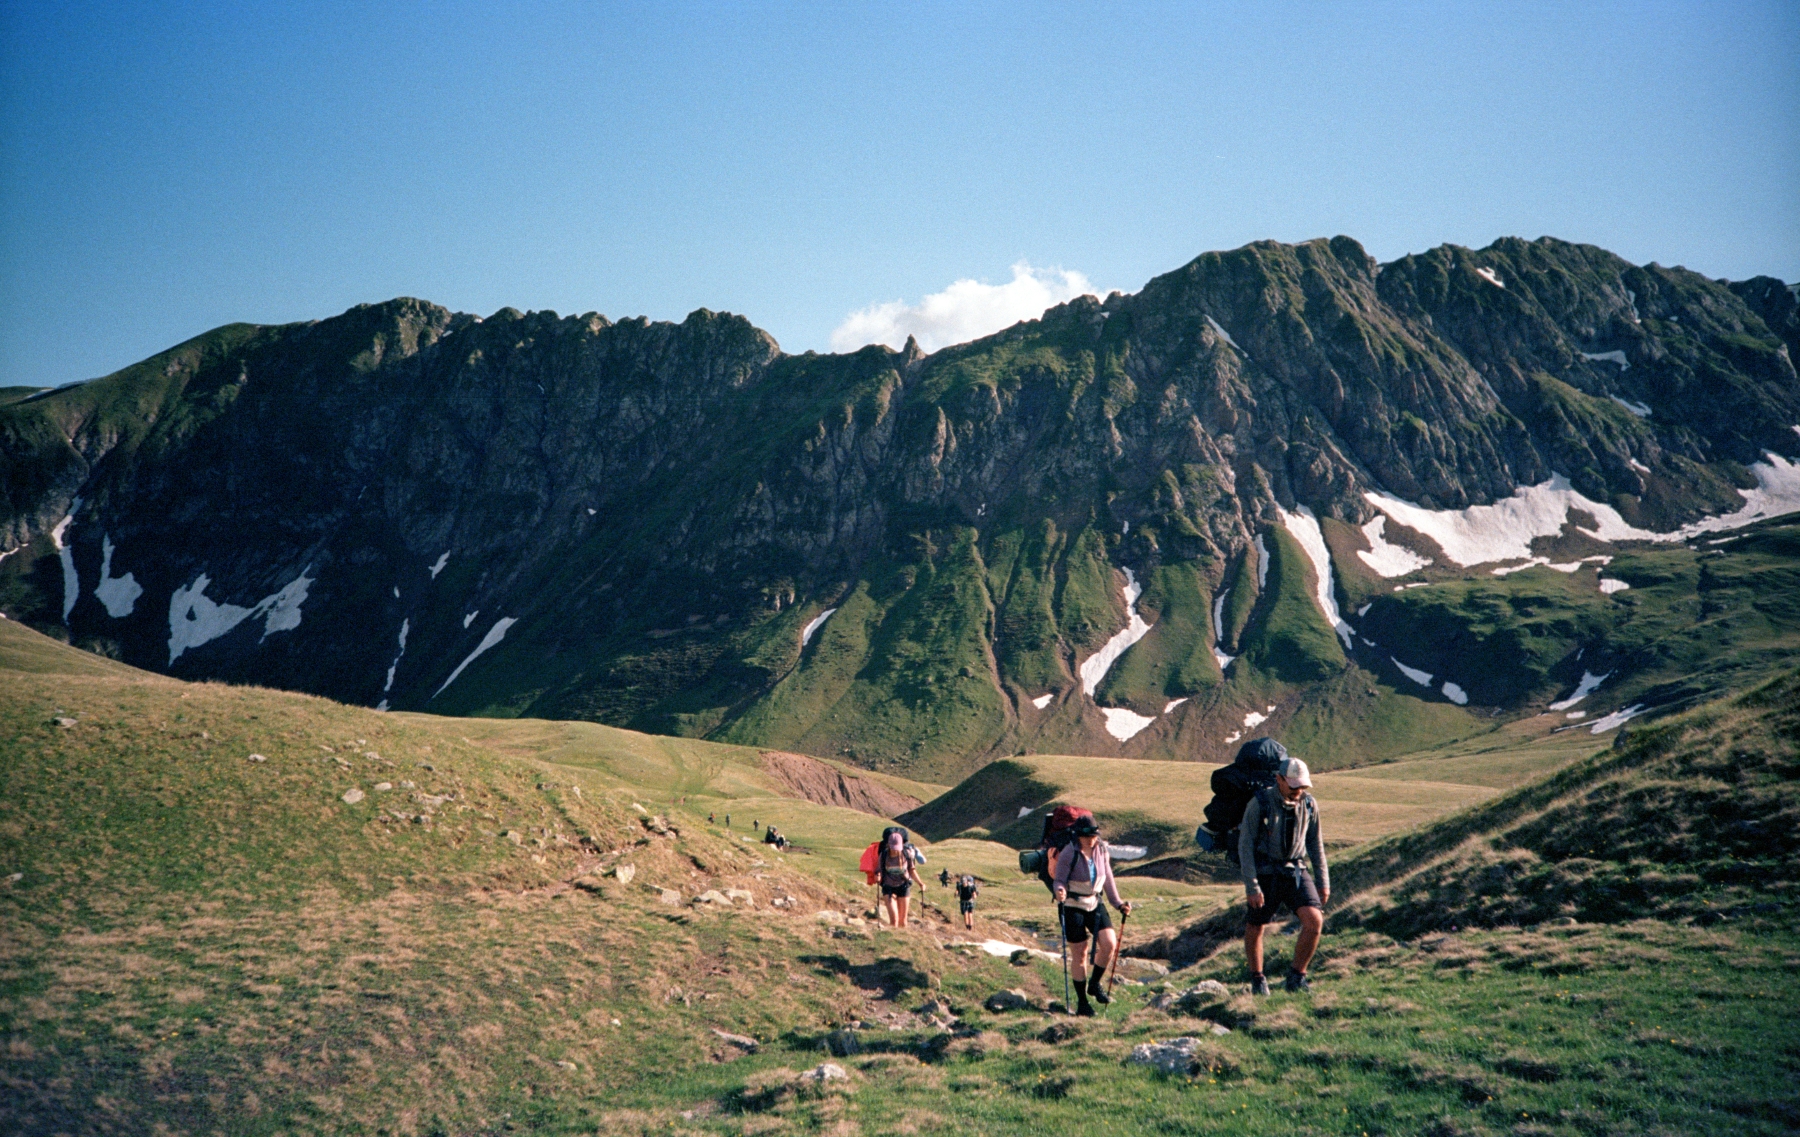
[612,864,636,884]
[5,873,21,884]
[800,1062,848,1084]
[814,910,847,925]
[631,802,648,813]
[502,830,523,845]
[1129,1036,1230,1076]
[556,1060,577,1071]
[984,989,1035,1013]
[374,782,393,792]
[341,788,365,804]
[656,888,682,905]
[1208,1023,1232,1036]
[1149,991,1178,1011]
[53,717,77,729]
[725,888,755,905]
[1189,979,1230,999]
[823,1029,861,1057]
[1009,948,1033,966]
[694,890,732,906]
[642,815,677,836]
[711,1028,759,1053]
[1041,1021,1084,1044]
[246,753,267,763]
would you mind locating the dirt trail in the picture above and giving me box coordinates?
[759,751,923,817]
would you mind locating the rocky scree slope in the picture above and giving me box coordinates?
[2,237,1797,779]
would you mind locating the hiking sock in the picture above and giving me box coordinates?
[1086,971,1110,1004]
[1075,991,1095,1016]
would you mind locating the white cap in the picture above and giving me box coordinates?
[1279,757,1313,788]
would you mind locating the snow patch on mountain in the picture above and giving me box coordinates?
[1588,704,1647,734]
[429,552,449,579]
[1164,697,1188,713]
[1366,475,1660,566]
[1668,452,1800,538]
[1392,657,1433,687]
[1475,266,1504,288]
[1441,681,1468,705]
[167,565,316,664]
[1550,671,1611,711]
[433,617,518,698]
[1581,350,1629,369]
[1211,588,1235,670]
[1599,578,1631,594]
[1079,568,1152,696]
[51,499,80,622]
[1278,504,1354,648]
[800,607,838,648]
[1609,395,1651,417]
[1205,315,1244,353]
[1100,707,1157,741]
[1031,693,1053,710]
[94,536,143,618]
[1357,516,1432,577]
[1254,534,1270,590]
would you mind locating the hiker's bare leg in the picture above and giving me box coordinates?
[1092,927,1119,977]
[1292,906,1324,973]
[1068,937,1089,984]
[881,894,897,926]
[963,911,973,930]
[1244,923,1266,974]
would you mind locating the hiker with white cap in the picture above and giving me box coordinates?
[1240,754,1330,995]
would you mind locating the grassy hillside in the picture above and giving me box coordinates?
[6,622,1798,1133]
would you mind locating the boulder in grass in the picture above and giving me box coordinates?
[341,788,365,804]
[823,1029,860,1057]
[246,753,267,763]
[711,1028,759,1053]
[984,989,1034,1013]
[800,1062,848,1084]
[694,890,732,906]
[611,864,636,884]
[1128,1036,1234,1076]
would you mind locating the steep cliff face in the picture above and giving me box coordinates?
[3,237,1797,780]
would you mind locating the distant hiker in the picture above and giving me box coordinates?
[725,813,731,829]
[1052,817,1133,1016]
[956,874,980,930]
[1241,755,1330,995]
[753,819,760,831]
[873,829,925,927]
[708,812,715,824]
[939,868,951,888]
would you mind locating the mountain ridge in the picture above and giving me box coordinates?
[3,235,1797,779]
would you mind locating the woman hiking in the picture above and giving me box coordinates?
[876,830,925,928]
[1051,816,1133,1016]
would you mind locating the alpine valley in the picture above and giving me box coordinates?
[4,236,1799,783]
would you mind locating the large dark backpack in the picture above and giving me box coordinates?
[1017,804,1095,890]
[1195,738,1286,862]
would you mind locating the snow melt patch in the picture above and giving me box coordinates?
[1206,315,1244,353]
[429,552,449,579]
[1392,657,1434,687]
[1628,458,1651,474]
[382,618,411,694]
[1018,806,1033,818]
[1224,730,1242,744]
[1079,568,1152,696]
[1243,710,1268,730]
[1609,394,1651,417]
[1667,452,1800,539]
[1358,515,1432,577]
[464,610,479,628]
[1589,704,1647,734]
[1598,578,1631,594]
[1278,505,1354,648]
[800,607,838,648]
[1550,670,1610,711]
[1211,588,1236,670]
[433,617,518,698]
[167,566,316,664]
[1101,707,1157,742]
[1475,266,1504,288]
[1366,474,1661,567]
[1582,350,1629,369]
[94,536,143,618]
[1254,534,1270,590]
[1030,693,1054,710]
[1441,682,1469,705]
[1164,697,1188,713]
[51,500,81,622]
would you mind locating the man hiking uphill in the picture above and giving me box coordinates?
[1052,816,1133,1016]
[1241,755,1330,995]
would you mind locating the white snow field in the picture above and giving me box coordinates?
[1550,670,1611,711]
[1475,266,1504,288]
[167,566,316,664]
[1588,704,1647,734]
[433,617,518,698]
[1163,697,1188,713]
[51,499,80,622]
[429,551,450,579]
[1279,505,1355,648]
[1211,588,1236,670]
[1440,681,1469,705]
[94,535,143,618]
[1357,515,1432,577]
[1079,568,1152,698]
[1609,395,1651,417]
[1599,578,1631,594]
[1392,657,1434,687]
[1254,534,1271,589]
[1581,350,1629,369]
[1100,707,1157,742]
[1030,694,1054,710]
[1205,315,1243,352]
[800,607,838,648]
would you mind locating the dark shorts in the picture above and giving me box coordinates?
[1246,867,1322,926]
[1060,901,1114,944]
[959,900,975,914]
[881,882,911,898]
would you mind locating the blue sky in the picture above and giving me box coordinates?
[2,1,1796,386]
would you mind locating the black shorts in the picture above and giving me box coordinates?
[881,882,911,898]
[959,900,975,914]
[1245,868,1322,926]
[1059,902,1113,944]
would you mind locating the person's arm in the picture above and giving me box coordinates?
[1240,795,1263,899]
[1099,845,1129,912]
[1051,845,1073,902]
[1306,798,1330,899]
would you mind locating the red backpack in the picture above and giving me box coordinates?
[1016,805,1095,891]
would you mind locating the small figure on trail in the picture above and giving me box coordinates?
[762,825,786,850]
[955,874,980,930]
[708,812,715,824]
[939,867,951,888]
[1241,755,1330,995]
[725,813,731,829]
[875,830,924,928]
[753,819,760,832]
[1052,817,1133,1016]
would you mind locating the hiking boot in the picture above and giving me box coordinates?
[1283,970,1311,993]
[1075,994,1096,1017]
[1249,973,1270,997]
[1086,973,1110,1005]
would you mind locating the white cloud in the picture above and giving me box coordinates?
[829,261,1102,354]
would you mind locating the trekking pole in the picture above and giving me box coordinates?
[1106,908,1131,1007]
[1056,902,1071,1012]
